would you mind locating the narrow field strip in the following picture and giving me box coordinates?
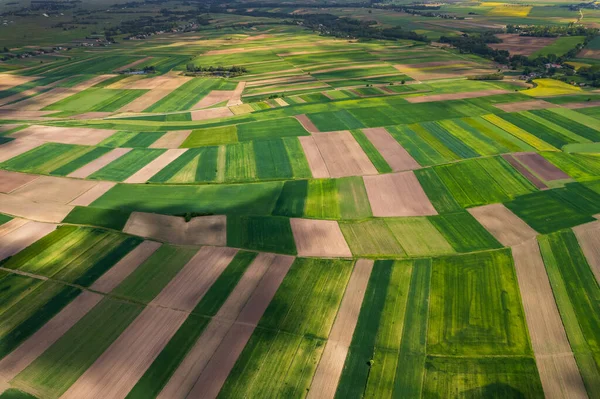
[313,131,377,178]
[405,89,509,103]
[0,222,55,261]
[10,126,116,146]
[573,221,600,284]
[512,240,587,398]
[290,218,352,258]
[502,154,548,189]
[68,182,116,207]
[124,149,187,183]
[0,171,38,194]
[0,139,44,163]
[513,152,570,182]
[68,148,132,179]
[307,259,374,399]
[298,136,329,178]
[148,130,192,149]
[468,203,538,246]
[0,192,71,223]
[158,253,295,399]
[362,127,420,172]
[10,175,97,205]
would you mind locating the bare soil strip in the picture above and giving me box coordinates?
[502,154,547,189]
[490,34,556,56]
[114,57,153,72]
[295,114,320,133]
[362,127,420,171]
[72,75,117,91]
[405,89,509,103]
[158,253,294,399]
[562,100,600,109]
[122,74,191,90]
[124,149,187,183]
[299,136,330,178]
[0,291,103,381]
[116,89,173,113]
[468,203,537,246]
[494,99,559,112]
[0,170,38,194]
[512,240,587,399]
[190,107,234,121]
[514,152,569,181]
[183,255,295,399]
[70,112,113,120]
[68,148,132,179]
[0,139,44,163]
[0,74,38,91]
[308,259,374,399]
[0,87,45,107]
[0,193,72,223]
[291,218,352,258]
[123,212,226,246]
[69,182,116,207]
[363,171,437,217]
[61,307,188,399]
[0,110,57,120]
[245,75,312,88]
[151,246,238,312]
[11,175,98,205]
[11,125,116,146]
[1,88,77,111]
[313,131,377,177]
[193,90,235,109]
[0,218,29,239]
[149,130,191,149]
[0,221,56,261]
[573,221,600,285]
[90,240,162,293]
[227,82,246,107]
[274,98,288,106]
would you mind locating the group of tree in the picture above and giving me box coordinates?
[506,23,598,38]
[185,64,247,76]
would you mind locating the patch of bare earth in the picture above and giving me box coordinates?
[0,218,29,239]
[290,218,351,258]
[246,75,312,88]
[512,240,587,399]
[190,107,234,121]
[513,152,569,181]
[124,149,187,183]
[313,131,377,177]
[0,74,38,91]
[11,175,98,204]
[227,82,246,107]
[363,171,437,217]
[298,136,330,178]
[192,91,235,109]
[0,139,44,163]
[562,100,600,109]
[274,98,288,106]
[406,89,509,103]
[362,127,420,171]
[502,154,547,189]
[0,88,45,107]
[69,182,116,206]
[123,212,226,246]
[0,193,72,223]
[573,221,600,284]
[151,246,237,312]
[308,259,373,399]
[0,221,56,261]
[149,130,191,149]
[172,254,295,399]
[490,34,557,56]
[0,171,38,193]
[494,99,559,112]
[114,57,153,72]
[0,88,77,111]
[68,148,132,179]
[10,125,116,146]
[295,114,319,133]
[0,110,57,120]
[468,203,537,246]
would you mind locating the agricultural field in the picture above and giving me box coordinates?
[1,2,600,398]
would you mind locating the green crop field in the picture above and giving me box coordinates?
[2,4,600,398]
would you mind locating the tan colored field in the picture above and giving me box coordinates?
[394,63,496,80]
[0,87,45,107]
[90,240,162,293]
[70,112,113,120]
[308,259,373,399]
[192,90,234,109]
[123,212,226,246]
[0,139,44,163]
[514,152,569,181]
[573,221,600,284]
[0,192,72,223]
[494,99,559,112]
[0,170,38,193]
[490,34,556,56]
[149,130,191,149]
[502,154,547,189]
[114,56,153,72]
[69,182,116,206]
[512,240,587,398]
[0,74,38,91]
[406,89,509,103]
[0,218,29,239]
[124,149,187,183]
[68,148,132,179]
[0,221,56,260]
[227,82,246,107]
[295,114,320,133]
[245,75,312,88]
[562,100,600,109]
[298,136,330,178]
[11,175,97,205]
[1,88,76,111]
[290,218,352,258]
[122,74,191,90]
[10,125,116,145]
[363,172,437,217]
[190,107,234,121]
[61,307,188,399]
[274,98,288,106]
[184,255,295,399]
[151,246,237,312]
[468,203,537,246]
[578,49,600,59]
[158,253,294,399]
[362,127,420,171]
[0,291,103,381]
[117,89,173,113]
[313,131,377,177]
[0,110,57,120]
